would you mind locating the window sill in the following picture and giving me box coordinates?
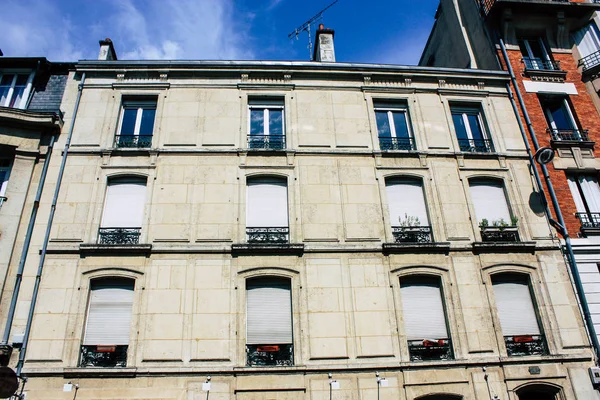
[79,243,152,257]
[523,68,567,82]
[382,242,450,255]
[472,241,536,254]
[232,243,304,256]
[64,367,137,378]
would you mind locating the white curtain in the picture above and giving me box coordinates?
[246,278,292,344]
[568,176,587,213]
[400,277,449,340]
[101,178,146,228]
[492,276,541,336]
[574,24,600,59]
[469,180,511,223]
[386,179,429,225]
[246,178,288,227]
[580,176,600,213]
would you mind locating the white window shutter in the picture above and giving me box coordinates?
[574,24,600,59]
[400,277,448,340]
[568,176,587,213]
[492,276,541,336]
[386,179,429,225]
[579,176,600,213]
[101,179,146,228]
[83,280,135,345]
[246,178,288,227]
[470,180,511,223]
[246,278,292,344]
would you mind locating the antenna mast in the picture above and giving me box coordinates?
[288,0,339,60]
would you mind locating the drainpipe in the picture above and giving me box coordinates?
[498,36,600,363]
[15,72,86,376]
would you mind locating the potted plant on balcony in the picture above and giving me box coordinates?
[393,214,431,243]
[479,216,519,242]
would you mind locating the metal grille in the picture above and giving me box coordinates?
[98,227,141,245]
[522,57,561,71]
[504,335,547,356]
[577,212,600,229]
[379,137,416,151]
[548,128,590,142]
[246,227,289,243]
[407,339,453,362]
[114,135,153,148]
[480,0,569,16]
[0,196,6,210]
[246,344,293,366]
[457,138,494,153]
[480,227,520,242]
[248,135,286,150]
[80,345,128,367]
[579,50,600,72]
[392,226,432,243]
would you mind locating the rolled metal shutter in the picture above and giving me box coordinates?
[400,276,448,340]
[469,180,511,223]
[246,178,288,228]
[492,275,541,336]
[101,178,146,228]
[246,277,292,344]
[385,178,429,225]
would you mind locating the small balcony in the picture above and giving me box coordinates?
[248,135,286,150]
[114,135,153,148]
[246,344,293,367]
[407,339,453,362]
[504,335,547,357]
[522,57,561,71]
[480,226,520,242]
[577,212,600,235]
[579,50,600,75]
[458,138,494,153]
[480,0,571,17]
[246,227,289,243]
[98,227,141,245]
[379,136,416,151]
[80,345,128,368]
[392,226,433,243]
[548,128,590,142]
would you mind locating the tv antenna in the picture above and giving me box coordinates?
[288,0,339,60]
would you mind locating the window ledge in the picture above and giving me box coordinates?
[551,139,595,150]
[63,367,137,378]
[79,243,152,257]
[382,242,450,254]
[231,243,304,256]
[0,106,63,131]
[472,241,536,254]
[523,68,567,82]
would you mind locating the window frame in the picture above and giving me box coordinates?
[374,101,415,151]
[115,98,157,148]
[247,97,286,150]
[518,37,553,70]
[245,175,290,243]
[450,104,493,153]
[540,95,581,140]
[0,157,13,198]
[385,176,432,243]
[0,71,34,109]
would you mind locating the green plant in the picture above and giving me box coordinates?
[399,214,421,227]
[479,218,489,228]
[510,215,519,226]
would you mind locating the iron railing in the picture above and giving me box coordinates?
[379,136,416,151]
[407,339,453,362]
[548,128,590,142]
[480,226,520,242]
[579,50,600,72]
[457,138,494,153]
[522,57,561,71]
[248,135,286,150]
[577,212,600,229]
[246,344,293,366]
[80,345,128,367]
[392,226,433,243]
[480,0,569,16]
[98,227,141,245]
[0,196,6,210]
[504,335,547,357]
[114,135,153,148]
[246,227,289,243]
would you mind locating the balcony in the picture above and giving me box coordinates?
[114,135,152,148]
[407,339,453,362]
[579,50,600,75]
[98,227,141,245]
[480,226,520,242]
[522,57,561,71]
[458,138,494,153]
[481,0,572,17]
[246,344,293,366]
[246,227,289,243]
[504,335,547,356]
[379,136,416,151]
[248,135,286,150]
[392,226,433,243]
[80,345,128,368]
[577,212,600,235]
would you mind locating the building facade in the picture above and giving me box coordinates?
[0,39,598,399]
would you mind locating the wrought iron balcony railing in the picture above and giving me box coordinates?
[480,0,569,16]
[480,226,520,242]
[246,344,293,366]
[246,227,289,243]
[407,339,453,362]
[392,226,433,243]
[504,335,547,357]
[0,196,6,210]
[98,227,141,245]
[577,212,600,230]
[522,57,561,71]
[579,50,600,72]
[248,135,286,150]
[114,135,153,148]
[457,138,494,153]
[80,345,128,367]
[548,128,590,142]
[379,136,416,151]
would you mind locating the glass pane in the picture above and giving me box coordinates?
[392,111,409,138]
[452,113,468,140]
[0,75,14,86]
[528,39,546,59]
[9,87,25,108]
[269,109,283,135]
[547,101,574,130]
[250,109,265,135]
[467,114,484,140]
[375,111,391,137]
[139,108,156,135]
[15,74,29,86]
[120,108,137,135]
[0,87,9,106]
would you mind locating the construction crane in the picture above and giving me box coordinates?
[287,0,339,60]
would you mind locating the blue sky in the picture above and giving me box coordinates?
[1,0,439,65]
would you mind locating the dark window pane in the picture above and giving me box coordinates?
[120,108,137,135]
[139,108,156,135]
[15,74,29,86]
[376,111,391,137]
[467,114,484,140]
[452,113,468,140]
[546,101,574,130]
[250,109,265,135]
[392,111,409,138]
[0,75,14,86]
[269,109,283,135]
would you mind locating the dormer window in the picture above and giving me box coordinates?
[0,72,34,109]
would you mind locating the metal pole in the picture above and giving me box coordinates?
[498,36,600,363]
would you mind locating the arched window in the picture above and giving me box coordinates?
[246,176,289,243]
[416,395,462,400]
[469,178,519,242]
[80,278,135,368]
[385,177,432,243]
[246,276,293,366]
[99,176,147,245]
[492,273,546,356]
[516,383,560,400]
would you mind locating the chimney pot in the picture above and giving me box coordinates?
[319,23,325,30]
[313,26,335,62]
[98,38,117,61]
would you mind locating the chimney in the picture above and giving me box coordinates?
[313,24,335,62]
[98,38,117,61]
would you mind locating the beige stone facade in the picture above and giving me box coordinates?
[1,61,598,399]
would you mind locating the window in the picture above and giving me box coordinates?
[574,23,600,71]
[0,157,12,202]
[374,101,415,151]
[246,177,289,243]
[399,276,452,361]
[568,175,600,233]
[385,178,431,242]
[80,278,134,367]
[115,99,156,148]
[469,179,519,242]
[0,72,33,109]
[451,105,493,153]
[518,38,557,71]
[99,177,147,244]
[248,98,285,150]
[246,277,293,366]
[540,96,586,142]
[492,274,546,356]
